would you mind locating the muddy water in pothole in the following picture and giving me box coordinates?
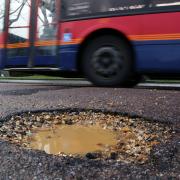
[29,125,117,155]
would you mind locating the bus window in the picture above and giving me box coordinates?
[62,0,147,18]
[0,0,5,32]
[7,0,31,57]
[8,0,31,41]
[37,0,57,40]
[62,0,180,19]
[36,0,58,56]
[62,0,91,16]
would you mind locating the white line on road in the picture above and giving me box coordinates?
[138,83,180,89]
[0,79,92,86]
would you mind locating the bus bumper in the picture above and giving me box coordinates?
[59,44,79,71]
[0,48,5,69]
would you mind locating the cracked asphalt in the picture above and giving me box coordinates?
[0,83,179,179]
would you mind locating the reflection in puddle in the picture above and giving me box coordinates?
[29,125,117,155]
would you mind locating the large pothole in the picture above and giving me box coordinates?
[0,111,172,164]
[30,125,117,155]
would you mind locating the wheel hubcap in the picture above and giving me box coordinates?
[92,47,123,78]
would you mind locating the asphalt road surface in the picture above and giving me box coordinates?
[0,82,179,179]
[0,82,179,123]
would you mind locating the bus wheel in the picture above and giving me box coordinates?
[82,35,133,87]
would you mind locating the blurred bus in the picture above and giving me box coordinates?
[0,0,180,86]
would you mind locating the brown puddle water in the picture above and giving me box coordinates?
[29,125,117,155]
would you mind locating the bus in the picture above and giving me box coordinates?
[0,0,180,86]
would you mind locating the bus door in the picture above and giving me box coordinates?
[5,0,32,68]
[34,0,60,67]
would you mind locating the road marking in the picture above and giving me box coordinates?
[138,83,180,89]
[0,79,92,86]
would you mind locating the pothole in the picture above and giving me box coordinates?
[30,125,117,155]
[0,111,172,164]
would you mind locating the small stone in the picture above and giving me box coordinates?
[16,121,21,126]
[86,153,100,159]
[26,131,32,136]
[64,119,73,125]
[36,116,41,122]
[150,141,159,146]
[44,115,51,121]
[121,127,131,133]
[35,122,42,127]
[110,152,118,160]
[54,120,61,125]
[15,116,21,121]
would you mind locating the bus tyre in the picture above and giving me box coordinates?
[82,35,133,87]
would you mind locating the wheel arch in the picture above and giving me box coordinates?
[76,28,135,73]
